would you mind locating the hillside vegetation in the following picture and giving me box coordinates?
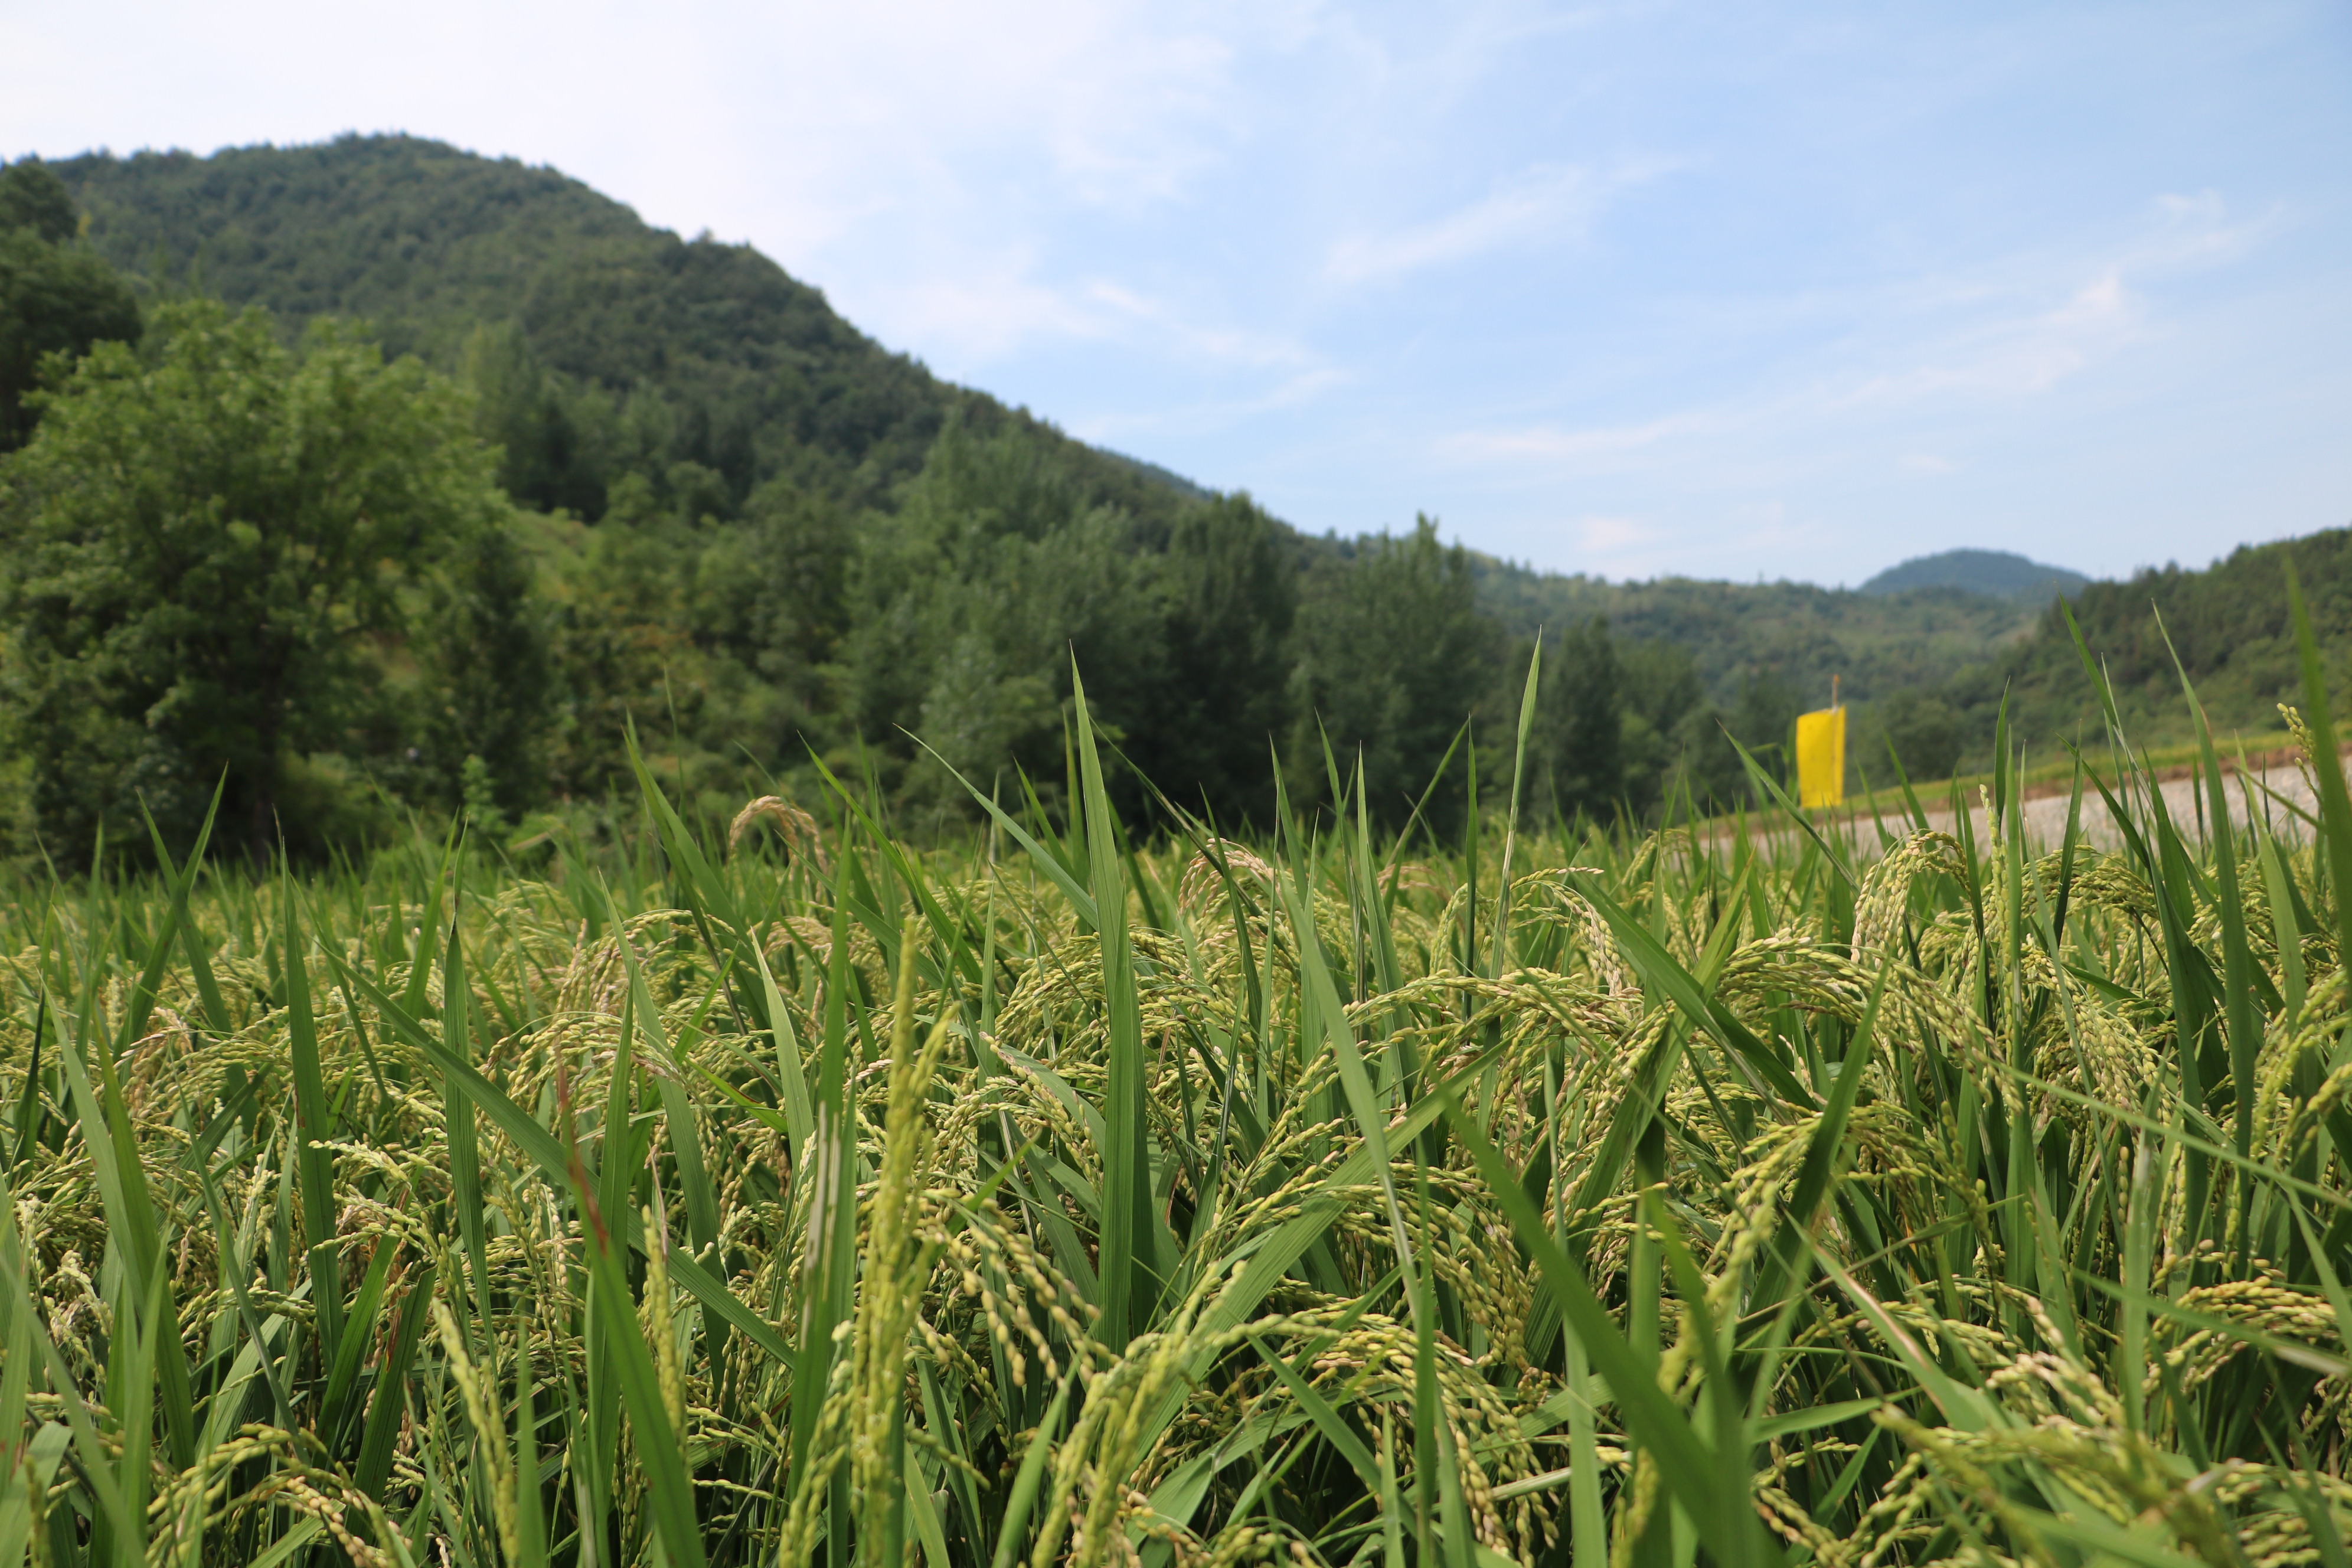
[1,136,2346,870]
[51,135,1204,528]
[1997,529,2352,750]
[1859,547,2089,602]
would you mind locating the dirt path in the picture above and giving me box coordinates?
[1749,747,2333,857]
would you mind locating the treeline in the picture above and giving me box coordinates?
[4,156,1811,867]
[12,141,2331,865]
[1850,531,2352,782]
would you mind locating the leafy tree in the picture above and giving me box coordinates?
[698,478,855,713]
[536,476,716,802]
[1292,516,1501,828]
[401,521,554,820]
[1,159,141,451]
[1618,639,1706,818]
[1538,617,1624,822]
[1703,671,1804,804]
[1128,494,1298,826]
[0,300,531,862]
[460,318,605,518]
[0,159,78,242]
[842,416,1171,814]
[1876,688,1962,783]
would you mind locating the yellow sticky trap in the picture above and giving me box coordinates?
[1795,707,1846,809]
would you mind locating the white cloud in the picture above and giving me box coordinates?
[1576,514,1649,552]
[874,264,1112,364]
[1080,282,1321,370]
[1842,268,2142,406]
[1324,160,1667,285]
[2139,189,2272,271]
[1437,411,1705,468]
[872,266,1332,382]
[1440,191,2271,491]
[1070,367,1353,447]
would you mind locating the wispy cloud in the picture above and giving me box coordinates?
[9,1,2338,584]
[876,263,1344,445]
[1840,268,2141,406]
[1070,367,1354,447]
[880,278,1102,364]
[1438,411,1706,467]
[1575,514,1650,553]
[1439,190,2269,485]
[1081,281,1321,370]
[1324,159,1668,285]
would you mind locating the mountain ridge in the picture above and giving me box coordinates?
[1859,547,2088,602]
[48,133,1208,527]
[22,133,2343,808]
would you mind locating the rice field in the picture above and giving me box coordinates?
[4,605,2352,1568]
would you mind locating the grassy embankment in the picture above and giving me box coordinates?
[3,609,2352,1568]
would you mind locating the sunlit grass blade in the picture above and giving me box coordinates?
[283,874,348,1368]
[1490,632,1541,978]
[440,918,491,1325]
[320,1233,400,1439]
[610,926,726,1393]
[141,782,231,1037]
[355,1278,433,1501]
[1572,871,1815,1108]
[2164,621,2263,1207]
[0,1260,139,1564]
[1073,662,1156,1347]
[52,981,198,1472]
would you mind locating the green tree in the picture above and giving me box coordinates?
[1681,671,1804,808]
[844,415,1167,814]
[697,478,855,720]
[1539,616,1624,822]
[1876,688,1962,782]
[400,521,554,821]
[1291,516,1501,828]
[1,159,141,451]
[0,159,78,242]
[0,300,529,861]
[1617,638,1705,818]
[1129,494,1297,826]
[460,318,605,517]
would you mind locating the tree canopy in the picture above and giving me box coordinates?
[0,300,537,861]
[0,159,141,452]
[4,136,2340,864]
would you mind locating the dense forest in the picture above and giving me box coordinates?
[0,137,2340,865]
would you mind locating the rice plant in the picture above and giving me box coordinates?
[2,596,2351,1568]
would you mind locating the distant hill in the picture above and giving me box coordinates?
[1982,525,2352,746]
[1471,559,2048,709]
[29,135,2085,721]
[24,133,2344,809]
[1859,548,2088,603]
[48,135,1204,524]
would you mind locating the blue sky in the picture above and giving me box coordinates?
[5,1,2347,584]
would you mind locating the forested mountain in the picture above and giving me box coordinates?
[1859,547,2088,602]
[1989,527,2352,748]
[1,135,2343,865]
[51,135,1188,523]
[1475,561,2045,710]
[8,141,1500,858]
